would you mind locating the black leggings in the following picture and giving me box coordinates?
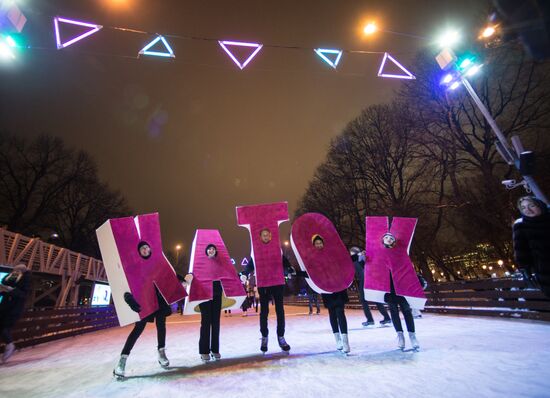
[328,305,348,334]
[121,313,166,355]
[388,297,415,333]
[259,285,285,337]
[199,294,222,354]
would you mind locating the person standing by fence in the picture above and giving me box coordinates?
[513,196,550,297]
[0,263,31,363]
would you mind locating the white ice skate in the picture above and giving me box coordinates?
[113,354,128,380]
[334,333,343,351]
[397,331,405,351]
[200,353,211,363]
[341,334,350,355]
[158,348,169,368]
[211,352,221,361]
[409,332,420,351]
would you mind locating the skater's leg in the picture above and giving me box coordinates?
[314,294,320,313]
[328,308,339,333]
[376,302,391,321]
[210,293,222,354]
[335,305,348,334]
[388,303,403,333]
[307,293,314,314]
[357,283,374,323]
[199,300,213,354]
[399,300,415,333]
[121,320,147,355]
[156,314,167,349]
[0,326,13,344]
[258,288,270,337]
[272,285,286,337]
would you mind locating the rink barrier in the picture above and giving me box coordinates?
[285,279,550,322]
[424,278,550,321]
[1,305,119,350]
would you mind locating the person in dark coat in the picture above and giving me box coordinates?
[0,263,31,363]
[513,196,550,297]
[350,246,392,326]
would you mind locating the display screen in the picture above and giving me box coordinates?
[0,271,9,304]
[91,283,112,306]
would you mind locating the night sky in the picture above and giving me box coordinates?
[0,0,483,262]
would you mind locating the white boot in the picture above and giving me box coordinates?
[2,342,15,363]
[333,333,343,351]
[409,332,420,350]
[113,354,128,378]
[397,331,405,350]
[341,334,350,354]
[158,348,169,367]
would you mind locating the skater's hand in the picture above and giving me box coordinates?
[124,292,141,312]
[184,273,193,284]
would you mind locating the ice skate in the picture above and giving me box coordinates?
[397,331,405,351]
[362,321,375,328]
[113,354,128,380]
[211,352,221,361]
[409,332,420,351]
[260,336,268,353]
[379,318,392,326]
[200,353,211,363]
[278,336,291,353]
[333,333,343,351]
[2,342,15,363]
[341,334,350,355]
[158,348,169,368]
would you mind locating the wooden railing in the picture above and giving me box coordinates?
[285,278,550,322]
[425,278,550,321]
[2,305,119,350]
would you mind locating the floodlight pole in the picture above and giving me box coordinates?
[437,47,549,204]
[459,76,549,204]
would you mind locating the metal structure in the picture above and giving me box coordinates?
[0,227,107,307]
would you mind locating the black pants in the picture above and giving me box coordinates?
[0,327,13,344]
[199,294,222,354]
[358,280,390,322]
[308,292,320,313]
[328,305,348,334]
[121,313,166,355]
[258,285,285,337]
[388,296,415,333]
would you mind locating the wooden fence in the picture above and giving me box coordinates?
[2,305,119,350]
[285,278,550,322]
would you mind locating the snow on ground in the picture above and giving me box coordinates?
[1,306,550,398]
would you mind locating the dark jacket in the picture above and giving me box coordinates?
[0,270,32,328]
[513,212,550,295]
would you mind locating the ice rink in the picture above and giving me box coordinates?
[1,306,549,398]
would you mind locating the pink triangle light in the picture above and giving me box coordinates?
[54,17,103,49]
[218,40,263,70]
[377,52,415,80]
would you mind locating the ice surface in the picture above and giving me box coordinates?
[1,306,549,398]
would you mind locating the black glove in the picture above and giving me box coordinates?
[124,292,141,313]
